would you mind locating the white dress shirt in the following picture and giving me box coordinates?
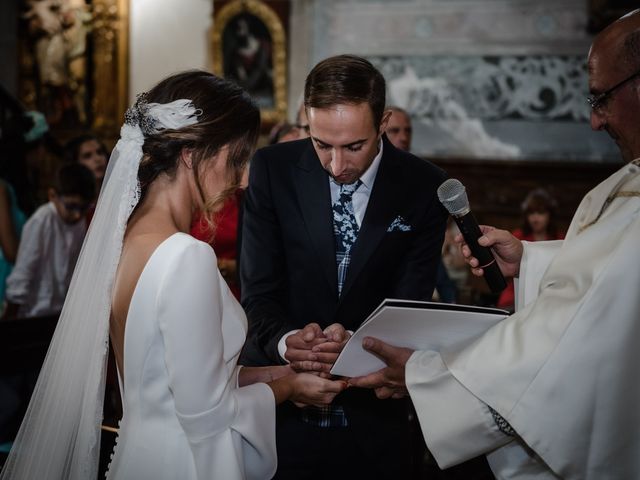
[6,202,86,318]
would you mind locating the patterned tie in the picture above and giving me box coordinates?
[332,180,362,296]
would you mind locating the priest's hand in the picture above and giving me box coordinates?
[348,337,413,399]
[456,225,523,279]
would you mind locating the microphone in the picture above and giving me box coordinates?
[437,179,507,294]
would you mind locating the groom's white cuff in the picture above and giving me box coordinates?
[278,330,301,362]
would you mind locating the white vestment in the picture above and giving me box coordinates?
[407,161,640,479]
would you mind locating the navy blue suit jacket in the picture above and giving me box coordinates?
[239,135,448,471]
[240,135,447,365]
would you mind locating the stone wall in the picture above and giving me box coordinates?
[288,0,620,162]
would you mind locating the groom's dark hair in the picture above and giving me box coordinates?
[304,55,386,129]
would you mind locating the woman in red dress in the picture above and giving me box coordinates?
[190,188,244,300]
[497,189,564,311]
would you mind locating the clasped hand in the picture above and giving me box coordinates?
[286,322,351,377]
[285,324,413,400]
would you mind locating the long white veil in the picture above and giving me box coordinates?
[0,98,200,480]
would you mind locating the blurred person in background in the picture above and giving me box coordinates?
[0,110,51,313]
[190,166,249,300]
[3,163,95,320]
[385,106,412,152]
[496,188,564,312]
[64,133,108,192]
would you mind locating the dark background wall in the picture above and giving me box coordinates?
[0,1,18,96]
[431,157,621,233]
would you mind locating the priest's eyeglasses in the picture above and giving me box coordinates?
[587,69,640,111]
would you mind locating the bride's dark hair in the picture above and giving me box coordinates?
[136,70,260,220]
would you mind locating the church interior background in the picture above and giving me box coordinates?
[0,0,637,474]
[1,0,634,232]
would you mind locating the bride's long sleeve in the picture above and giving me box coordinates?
[156,239,277,480]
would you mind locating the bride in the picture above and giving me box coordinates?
[0,71,346,480]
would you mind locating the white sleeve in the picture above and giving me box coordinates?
[277,329,300,361]
[156,240,276,480]
[514,240,563,312]
[5,215,44,304]
[406,350,512,469]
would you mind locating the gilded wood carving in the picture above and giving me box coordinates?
[19,0,128,142]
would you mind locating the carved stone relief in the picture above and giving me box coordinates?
[288,0,620,161]
[370,55,619,160]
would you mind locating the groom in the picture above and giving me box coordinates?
[240,55,447,479]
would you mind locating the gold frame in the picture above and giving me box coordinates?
[212,0,287,124]
[92,0,129,141]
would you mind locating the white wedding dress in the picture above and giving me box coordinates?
[105,233,277,480]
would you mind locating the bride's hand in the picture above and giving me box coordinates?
[290,373,348,407]
[268,373,347,407]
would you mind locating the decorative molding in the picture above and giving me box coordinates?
[313,0,590,57]
[291,0,617,161]
[372,55,590,122]
[369,55,618,161]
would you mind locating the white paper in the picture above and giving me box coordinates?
[330,299,508,377]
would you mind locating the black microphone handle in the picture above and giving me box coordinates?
[452,211,507,294]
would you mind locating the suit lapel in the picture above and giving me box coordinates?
[293,144,338,294]
[341,144,403,298]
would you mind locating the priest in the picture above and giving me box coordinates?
[347,9,640,479]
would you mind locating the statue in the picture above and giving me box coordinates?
[23,0,91,126]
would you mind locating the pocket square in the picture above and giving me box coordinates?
[387,216,412,232]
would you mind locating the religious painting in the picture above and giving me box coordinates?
[18,0,129,143]
[213,0,287,125]
[223,12,274,108]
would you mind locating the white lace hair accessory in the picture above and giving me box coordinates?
[0,96,200,480]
